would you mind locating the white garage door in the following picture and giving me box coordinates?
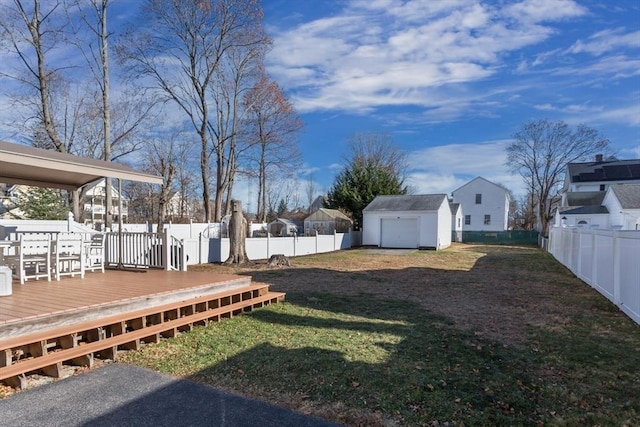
[380,218,418,248]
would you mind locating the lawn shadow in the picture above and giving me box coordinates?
[187,292,539,426]
[177,245,640,425]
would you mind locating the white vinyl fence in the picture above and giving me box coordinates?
[184,232,352,264]
[157,222,352,264]
[548,226,640,325]
[0,214,95,237]
[1,219,353,269]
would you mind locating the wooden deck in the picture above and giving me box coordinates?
[0,269,285,387]
[0,270,252,339]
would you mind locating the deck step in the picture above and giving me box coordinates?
[0,285,285,388]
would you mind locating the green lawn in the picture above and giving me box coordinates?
[121,245,640,426]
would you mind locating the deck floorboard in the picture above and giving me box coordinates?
[0,270,252,339]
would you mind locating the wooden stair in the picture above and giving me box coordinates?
[0,283,285,388]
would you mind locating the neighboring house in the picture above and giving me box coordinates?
[0,184,29,219]
[553,156,640,230]
[163,191,191,219]
[309,195,325,213]
[554,191,609,228]
[562,155,640,195]
[267,218,301,236]
[362,194,452,250]
[82,178,129,227]
[450,202,463,242]
[452,177,510,231]
[304,208,352,235]
[603,184,640,230]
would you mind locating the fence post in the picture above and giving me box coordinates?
[334,229,337,250]
[613,231,621,306]
[590,230,597,287]
[315,230,318,254]
[293,234,296,257]
[267,232,270,259]
[163,232,171,271]
[577,230,584,279]
[181,238,187,271]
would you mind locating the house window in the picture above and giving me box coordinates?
[475,193,482,204]
[457,218,461,227]
[464,215,471,225]
[599,184,605,191]
[484,215,491,225]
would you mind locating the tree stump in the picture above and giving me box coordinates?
[267,254,290,267]
[224,200,249,264]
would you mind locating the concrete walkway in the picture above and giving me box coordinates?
[0,364,341,427]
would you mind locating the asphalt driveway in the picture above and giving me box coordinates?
[0,363,340,427]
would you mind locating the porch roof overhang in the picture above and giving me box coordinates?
[0,141,163,191]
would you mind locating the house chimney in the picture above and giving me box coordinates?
[595,154,603,162]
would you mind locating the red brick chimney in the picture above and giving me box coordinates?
[595,153,603,162]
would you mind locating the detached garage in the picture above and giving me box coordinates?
[362,194,452,250]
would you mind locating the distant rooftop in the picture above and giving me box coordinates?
[559,205,609,215]
[567,157,640,184]
[565,191,606,207]
[364,194,448,212]
[609,184,640,209]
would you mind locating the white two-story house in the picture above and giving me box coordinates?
[554,155,640,229]
[82,178,129,227]
[452,177,510,232]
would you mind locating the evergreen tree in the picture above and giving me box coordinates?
[277,198,288,217]
[16,187,69,220]
[327,160,406,229]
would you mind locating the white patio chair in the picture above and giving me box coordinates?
[4,234,52,285]
[84,233,105,273]
[52,232,85,280]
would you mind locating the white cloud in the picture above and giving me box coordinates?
[568,28,640,56]
[594,105,640,127]
[533,101,640,127]
[503,0,587,23]
[404,140,527,197]
[267,0,588,115]
[622,145,640,159]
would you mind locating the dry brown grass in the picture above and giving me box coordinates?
[190,243,593,346]
[123,243,640,425]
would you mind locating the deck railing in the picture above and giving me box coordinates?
[105,232,187,271]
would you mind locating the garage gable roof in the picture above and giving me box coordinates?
[364,194,448,212]
[0,141,163,190]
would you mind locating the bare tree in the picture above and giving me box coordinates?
[118,0,268,223]
[0,0,89,217]
[347,132,408,180]
[141,136,184,229]
[70,0,157,228]
[244,75,303,222]
[0,0,67,152]
[305,173,316,212]
[506,119,609,236]
[174,140,197,221]
[212,30,269,219]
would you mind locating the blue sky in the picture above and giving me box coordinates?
[261,0,640,199]
[0,0,638,207]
